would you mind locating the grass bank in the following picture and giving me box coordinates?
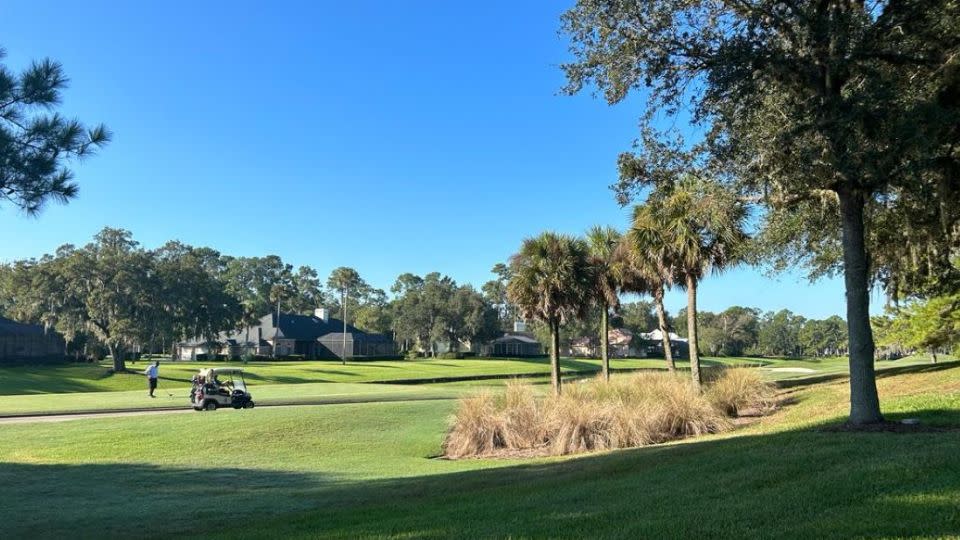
[0,361,958,537]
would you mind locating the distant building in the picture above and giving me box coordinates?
[0,316,65,363]
[636,329,689,359]
[568,327,689,359]
[177,308,394,360]
[481,321,544,357]
[569,336,596,357]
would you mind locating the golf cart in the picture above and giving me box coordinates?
[191,368,255,411]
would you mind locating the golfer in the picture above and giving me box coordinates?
[144,360,160,398]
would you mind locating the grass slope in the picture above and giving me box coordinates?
[1,362,958,538]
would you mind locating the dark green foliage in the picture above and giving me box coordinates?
[0,47,110,213]
[507,232,595,393]
[390,272,499,355]
[561,0,960,423]
[0,228,242,370]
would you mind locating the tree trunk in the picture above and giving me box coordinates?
[600,304,610,381]
[341,289,348,365]
[550,320,562,395]
[686,275,702,389]
[653,285,675,372]
[931,349,938,364]
[109,344,125,372]
[839,190,883,425]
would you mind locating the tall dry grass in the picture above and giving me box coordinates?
[706,367,778,417]
[444,370,769,458]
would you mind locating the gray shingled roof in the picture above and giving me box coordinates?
[182,312,390,346]
[0,316,47,337]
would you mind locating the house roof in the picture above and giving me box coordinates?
[0,316,47,337]
[319,331,393,343]
[491,333,540,345]
[181,312,391,346]
[637,329,688,342]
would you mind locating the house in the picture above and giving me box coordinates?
[608,328,638,357]
[0,316,65,363]
[481,321,544,357]
[177,308,395,360]
[568,327,689,358]
[569,328,637,357]
[569,336,596,357]
[636,329,690,359]
[485,334,543,357]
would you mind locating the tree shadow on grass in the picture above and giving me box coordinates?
[777,360,960,390]
[0,463,334,538]
[241,372,316,384]
[7,409,959,538]
[222,409,960,539]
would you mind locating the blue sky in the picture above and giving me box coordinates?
[0,1,863,319]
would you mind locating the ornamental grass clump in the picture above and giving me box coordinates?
[706,367,778,417]
[442,392,506,458]
[443,372,745,459]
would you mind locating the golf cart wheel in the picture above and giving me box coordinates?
[203,400,218,411]
[243,401,255,409]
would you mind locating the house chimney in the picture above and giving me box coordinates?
[315,307,330,323]
[513,320,527,333]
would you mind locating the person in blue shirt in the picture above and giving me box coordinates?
[144,360,160,398]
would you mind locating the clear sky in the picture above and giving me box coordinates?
[0,0,863,319]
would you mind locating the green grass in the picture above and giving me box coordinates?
[0,381,469,416]
[0,354,945,417]
[1,361,959,538]
[0,356,722,396]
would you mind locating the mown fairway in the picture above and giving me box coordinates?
[0,354,945,416]
[1,360,958,538]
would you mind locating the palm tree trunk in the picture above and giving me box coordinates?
[653,285,675,372]
[341,288,347,366]
[839,190,883,425]
[550,320,562,395]
[686,275,702,389]
[600,304,610,381]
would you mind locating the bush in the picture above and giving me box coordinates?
[438,352,466,359]
[705,367,777,417]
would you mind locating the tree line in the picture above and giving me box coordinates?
[0,228,520,370]
[674,307,848,359]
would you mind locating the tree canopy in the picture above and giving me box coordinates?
[0,47,110,213]
[561,0,960,423]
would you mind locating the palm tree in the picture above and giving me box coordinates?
[507,232,593,395]
[617,223,677,372]
[586,226,623,381]
[327,267,365,365]
[639,179,748,388]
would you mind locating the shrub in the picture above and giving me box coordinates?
[706,367,777,417]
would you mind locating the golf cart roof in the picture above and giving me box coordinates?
[198,367,245,377]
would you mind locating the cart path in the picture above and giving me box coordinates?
[0,395,455,424]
